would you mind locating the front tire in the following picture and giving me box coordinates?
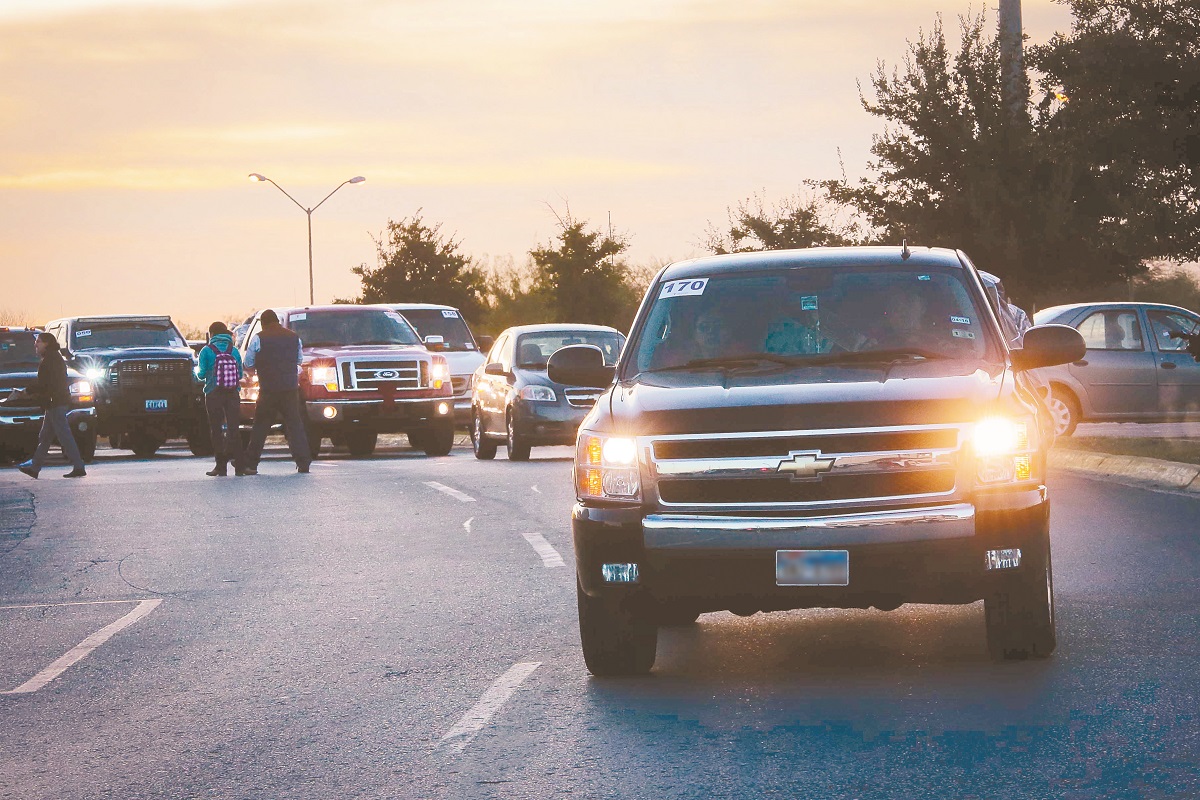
[506,410,531,461]
[985,530,1056,661]
[74,430,98,464]
[186,427,214,457]
[128,431,162,458]
[345,430,378,457]
[422,421,455,456]
[577,579,658,676]
[471,410,497,460]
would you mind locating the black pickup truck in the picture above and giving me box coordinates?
[0,327,98,462]
[549,246,1086,675]
[42,315,208,457]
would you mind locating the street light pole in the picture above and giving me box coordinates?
[248,173,366,305]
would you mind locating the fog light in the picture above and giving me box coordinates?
[322,406,338,419]
[985,548,1022,570]
[78,422,88,431]
[437,402,450,415]
[601,563,639,583]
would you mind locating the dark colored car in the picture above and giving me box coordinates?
[470,324,625,461]
[0,327,98,463]
[42,315,207,457]
[548,246,1086,675]
[1030,302,1200,436]
[236,305,455,457]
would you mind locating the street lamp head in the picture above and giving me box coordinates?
[248,173,267,182]
[348,176,366,184]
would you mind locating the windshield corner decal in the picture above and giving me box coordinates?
[75,329,92,338]
[659,278,708,299]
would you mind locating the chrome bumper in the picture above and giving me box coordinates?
[642,503,975,550]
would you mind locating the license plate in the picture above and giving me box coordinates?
[776,550,849,586]
[145,399,168,411]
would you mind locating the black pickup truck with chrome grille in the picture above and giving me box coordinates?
[238,305,455,457]
[547,246,1086,675]
[42,315,207,457]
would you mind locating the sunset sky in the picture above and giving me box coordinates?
[1,0,1074,329]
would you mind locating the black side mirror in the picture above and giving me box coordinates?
[547,344,615,388]
[484,362,507,376]
[476,334,495,353]
[1010,324,1086,371]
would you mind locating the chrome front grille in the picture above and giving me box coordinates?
[111,359,194,388]
[340,359,422,390]
[644,424,963,510]
[564,388,604,408]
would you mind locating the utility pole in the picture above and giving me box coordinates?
[998,0,1025,129]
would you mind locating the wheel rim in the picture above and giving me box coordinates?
[1047,395,1072,436]
[473,414,484,451]
[507,414,515,449]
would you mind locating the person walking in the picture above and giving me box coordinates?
[15,332,87,479]
[196,321,245,477]
[241,310,312,474]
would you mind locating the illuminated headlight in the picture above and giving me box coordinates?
[973,416,1035,484]
[84,367,106,381]
[432,362,448,381]
[520,385,556,402]
[69,380,94,403]
[309,365,338,392]
[577,434,640,501]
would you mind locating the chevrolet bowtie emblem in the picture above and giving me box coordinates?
[776,451,836,481]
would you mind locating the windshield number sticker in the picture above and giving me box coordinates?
[291,312,306,322]
[170,338,183,347]
[441,309,459,318]
[917,275,931,281]
[801,295,819,311]
[659,278,708,299]
[75,329,92,338]
[952,329,976,339]
[950,316,971,325]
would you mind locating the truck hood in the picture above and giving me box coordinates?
[69,346,195,364]
[302,344,430,363]
[438,349,485,377]
[608,361,1008,434]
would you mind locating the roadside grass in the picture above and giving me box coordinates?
[1056,436,1200,466]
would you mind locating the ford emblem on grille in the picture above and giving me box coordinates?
[776,451,836,481]
[375,370,399,379]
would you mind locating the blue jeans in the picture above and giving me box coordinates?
[31,405,85,471]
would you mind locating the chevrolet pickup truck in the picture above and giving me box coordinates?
[237,305,455,457]
[548,246,1086,675]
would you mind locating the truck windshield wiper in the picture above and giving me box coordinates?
[797,348,947,366]
[650,353,810,372]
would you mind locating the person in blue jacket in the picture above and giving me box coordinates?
[196,321,245,476]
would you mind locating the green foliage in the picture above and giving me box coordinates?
[702,191,867,254]
[342,210,488,319]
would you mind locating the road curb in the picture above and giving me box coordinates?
[1050,448,1200,493]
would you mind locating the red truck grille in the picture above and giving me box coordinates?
[340,359,422,390]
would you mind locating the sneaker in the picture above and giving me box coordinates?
[18,461,39,480]
[63,468,87,478]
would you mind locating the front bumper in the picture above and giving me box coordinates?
[513,399,590,445]
[0,407,97,447]
[304,397,453,433]
[573,487,1048,610]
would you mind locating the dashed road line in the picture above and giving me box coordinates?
[520,531,565,568]
[438,661,541,753]
[531,485,541,494]
[424,481,476,503]
[2,598,163,695]
[463,517,474,533]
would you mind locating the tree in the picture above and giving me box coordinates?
[702,190,866,254]
[342,210,487,318]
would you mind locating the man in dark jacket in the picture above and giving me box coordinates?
[16,332,86,479]
[196,321,245,477]
[241,310,311,474]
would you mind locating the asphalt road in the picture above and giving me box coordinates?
[1,439,1198,799]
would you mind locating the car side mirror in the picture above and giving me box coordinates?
[476,334,495,353]
[484,362,507,376]
[547,344,615,388]
[1010,324,1086,371]
[424,335,446,351]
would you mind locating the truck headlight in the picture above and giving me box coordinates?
[577,434,640,501]
[520,385,556,402]
[973,416,1034,484]
[309,365,338,392]
[84,367,106,382]
[69,380,94,403]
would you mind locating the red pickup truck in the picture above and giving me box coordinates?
[237,305,455,457]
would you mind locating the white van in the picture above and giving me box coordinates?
[388,304,490,427]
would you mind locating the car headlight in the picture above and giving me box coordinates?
[309,365,338,391]
[84,367,106,382]
[577,433,640,501]
[972,416,1035,484]
[69,380,94,403]
[520,385,556,402]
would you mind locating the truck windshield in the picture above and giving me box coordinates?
[517,331,625,368]
[628,266,997,375]
[288,309,421,347]
[0,333,39,369]
[395,308,478,351]
[71,322,184,350]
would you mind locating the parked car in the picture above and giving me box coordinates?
[41,315,207,457]
[0,327,98,463]
[548,245,1086,675]
[236,305,455,457]
[1030,302,1200,436]
[388,303,488,427]
[470,323,625,461]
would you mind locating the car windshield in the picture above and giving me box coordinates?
[395,308,477,351]
[516,331,625,369]
[0,333,39,369]
[287,309,421,347]
[71,321,184,350]
[627,266,997,375]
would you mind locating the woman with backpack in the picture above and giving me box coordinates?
[197,321,245,476]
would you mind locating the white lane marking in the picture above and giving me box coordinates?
[0,600,141,611]
[463,517,474,534]
[2,598,162,695]
[530,485,541,494]
[439,661,541,753]
[424,481,476,503]
[520,532,565,568]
